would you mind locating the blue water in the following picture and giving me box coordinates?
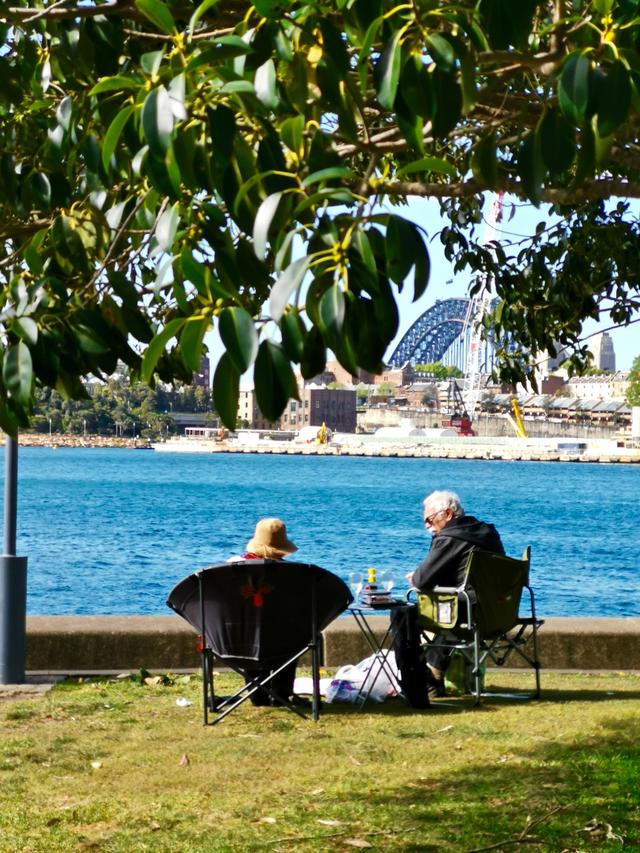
[1,447,638,617]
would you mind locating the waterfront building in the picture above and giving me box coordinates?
[281,384,357,432]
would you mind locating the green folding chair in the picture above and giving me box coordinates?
[415,547,544,704]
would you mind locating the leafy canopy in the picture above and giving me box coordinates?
[2,0,640,430]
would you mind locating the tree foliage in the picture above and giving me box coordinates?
[626,355,640,407]
[2,0,640,430]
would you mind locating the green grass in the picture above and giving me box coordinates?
[1,671,639,852]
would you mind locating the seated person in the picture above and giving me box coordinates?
[230,518,309,708]
[392,490,504,707]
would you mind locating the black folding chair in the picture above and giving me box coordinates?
[414,547,544,704]
[167,560,352,725]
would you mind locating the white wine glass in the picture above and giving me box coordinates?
[348,572,362,599]
[377,570,394,593]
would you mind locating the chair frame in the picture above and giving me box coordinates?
[198,569,322,725]
[414,547,544,704]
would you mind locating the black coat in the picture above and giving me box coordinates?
[412,515,505,591]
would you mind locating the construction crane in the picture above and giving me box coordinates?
[507,398,528,439]
[441,379,475,436]
[461,192,504,422]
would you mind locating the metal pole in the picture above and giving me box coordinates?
[0,435,28,684]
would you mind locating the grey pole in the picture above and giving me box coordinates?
[0,435,28,684]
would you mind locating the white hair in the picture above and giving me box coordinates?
[423,490,464,518]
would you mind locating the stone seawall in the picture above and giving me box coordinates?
[24,615,640,673]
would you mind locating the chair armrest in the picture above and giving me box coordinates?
[431,585,462,595]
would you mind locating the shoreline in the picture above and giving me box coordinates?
[7,432,640,463]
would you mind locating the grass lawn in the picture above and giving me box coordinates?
[1,670,639,852]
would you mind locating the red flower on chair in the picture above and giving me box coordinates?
[240,581,274,608]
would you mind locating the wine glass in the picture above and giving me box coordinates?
[377,570,394,593]
[348,572,363,599]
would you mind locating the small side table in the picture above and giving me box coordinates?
[348,601,410,707]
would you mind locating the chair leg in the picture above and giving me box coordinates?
[473,630,482,706]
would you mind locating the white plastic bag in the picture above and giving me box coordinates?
[325,652,399,703]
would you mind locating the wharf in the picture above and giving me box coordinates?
[152,438,640,464]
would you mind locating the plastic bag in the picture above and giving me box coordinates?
[325,652,399,703]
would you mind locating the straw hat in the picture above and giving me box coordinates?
[246,518,298,559]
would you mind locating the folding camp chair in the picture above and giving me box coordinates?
[167,560,352,725]
[414,547,544,704]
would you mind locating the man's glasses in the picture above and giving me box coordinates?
[424,509,444,527]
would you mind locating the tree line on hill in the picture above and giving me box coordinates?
[30,378,213,439]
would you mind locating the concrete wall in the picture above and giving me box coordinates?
[24,615,640,673]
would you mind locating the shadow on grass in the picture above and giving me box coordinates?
[343,715,640,852]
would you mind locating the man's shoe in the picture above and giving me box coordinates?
[270,693,312,709]
[426,669,446,699]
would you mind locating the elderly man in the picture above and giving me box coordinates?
[393,490,504,707]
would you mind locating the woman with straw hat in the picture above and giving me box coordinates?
[231,518,309,707]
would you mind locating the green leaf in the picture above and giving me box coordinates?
[281,115,305,156]
[253,192,282,260]
[558,53,591,125]
[280,313,306,362]
[431,69,462,138]
[595,60,631,137]
[141,317,185,382]
[56,95,73,131]
[385,215,416,285]
[254,59,278,109]
[539,108,576,174]
[471,135,499,189]
[155,203,181,253]
[254,341,296,422]
[134,0,175,34]
[376,28,403,110]
[13,317,38,345]
[188,0,219,35]
[300,325,326,379]
[518,129,545,206]
[318,284,345,336]
[269,257,309,322]
[213,352,239,430]
[426,34,455,70]
[397,157,456,178]
[180,249,212,299]
[3,342,33,406]
[90,76,142,95]
[218,307,259,374]
[301,167,353,187]
[180,316,209,372]
[141,86,174,158]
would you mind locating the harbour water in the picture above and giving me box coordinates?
[3,447,638,617]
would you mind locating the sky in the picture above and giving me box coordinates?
[389,196,639,372]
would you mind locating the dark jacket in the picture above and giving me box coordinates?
[412,515,505,591]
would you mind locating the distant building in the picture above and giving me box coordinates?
[192,354,210,388]
[589,332,616,372]
[237,390,273,430]
[280,385,357,433]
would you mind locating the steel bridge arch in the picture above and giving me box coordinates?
[387,297,470,367]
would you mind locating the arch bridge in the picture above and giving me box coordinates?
[387,297,470,368]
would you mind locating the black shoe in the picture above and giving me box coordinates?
[209,695,232,710]
[426,669,446,699]
[270,693,312,709]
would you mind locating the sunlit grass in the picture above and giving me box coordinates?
[1,670,639,851]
